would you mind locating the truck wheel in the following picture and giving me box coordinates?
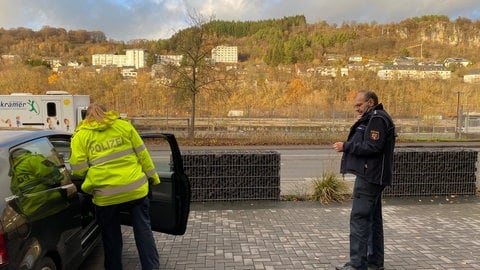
[36,256,57,270]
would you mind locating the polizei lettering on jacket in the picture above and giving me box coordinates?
[89,137,125,154]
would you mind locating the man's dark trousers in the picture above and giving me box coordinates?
[349,176,386,269]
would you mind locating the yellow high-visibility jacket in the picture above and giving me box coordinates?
[10,151,65,217]
[69,111,160,206]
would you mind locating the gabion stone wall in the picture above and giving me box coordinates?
[384,148,478,196]
[182,150,281,201]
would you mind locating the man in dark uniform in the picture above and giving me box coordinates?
[333,90,396,270]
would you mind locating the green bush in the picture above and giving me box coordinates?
[311,171,350,204]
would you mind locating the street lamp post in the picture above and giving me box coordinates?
[456,91,462,139]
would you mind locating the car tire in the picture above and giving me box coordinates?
[36,256,57,270]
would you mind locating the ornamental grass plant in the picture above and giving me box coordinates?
[311,171,351,204]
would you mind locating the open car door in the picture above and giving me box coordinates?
[121,133,191,235]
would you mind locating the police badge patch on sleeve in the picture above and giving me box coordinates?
[370,130,380,140]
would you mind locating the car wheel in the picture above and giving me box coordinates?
[36,257,57,270]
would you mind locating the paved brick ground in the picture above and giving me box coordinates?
[78,195,480,270]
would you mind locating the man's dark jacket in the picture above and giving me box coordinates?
[340,103,396,186]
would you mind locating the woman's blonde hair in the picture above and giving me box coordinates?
[85,103,108,123]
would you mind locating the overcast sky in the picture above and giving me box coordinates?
[1,0,480,41]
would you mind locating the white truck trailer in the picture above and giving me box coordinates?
[0,91,90,132]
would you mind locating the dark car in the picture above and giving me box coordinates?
[0,129,190,270]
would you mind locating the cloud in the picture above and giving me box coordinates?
[0,0,479,41]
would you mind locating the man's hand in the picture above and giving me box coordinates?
[355,114,362,122]
[333,142,344,152]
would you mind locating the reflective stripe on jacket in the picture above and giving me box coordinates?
[69,111,160,206]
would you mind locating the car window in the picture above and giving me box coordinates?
[50,139,72,170]
[7,137,75,221]
[142,137,173,172]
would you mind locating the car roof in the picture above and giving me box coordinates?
[0,128,72,148]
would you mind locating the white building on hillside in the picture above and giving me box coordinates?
[126,49,145,69]
[156,55,183,66]
[444,58,471,67]
[211,46,238,63]
[92,49,145,69]
[377,65,451,80]
[464,69,480,83]
[92,54,126,67]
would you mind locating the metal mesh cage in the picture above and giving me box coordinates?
[182,150,281,201]
[384,148,478,196]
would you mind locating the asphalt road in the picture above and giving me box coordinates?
[148,141,480,196]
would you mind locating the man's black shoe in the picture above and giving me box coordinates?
[335,262,358,270]
[367,263,384,270]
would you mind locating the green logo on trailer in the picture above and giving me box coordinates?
[27,100,40,115]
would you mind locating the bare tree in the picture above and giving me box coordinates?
[162,11,234,138]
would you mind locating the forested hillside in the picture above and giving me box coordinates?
[1,15,480,120]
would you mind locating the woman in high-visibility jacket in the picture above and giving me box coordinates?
[70,103,160,270]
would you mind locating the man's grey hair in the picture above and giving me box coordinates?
[358,90,378,105]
